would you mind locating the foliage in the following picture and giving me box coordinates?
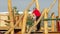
[13,6,19,15]
[27,16,34,27]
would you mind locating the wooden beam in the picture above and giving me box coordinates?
[0,14,21,16]
[0,26,21,31]
[21,0,35,34]
[0,14,8,16]
[41,27,51,30]
[58,0,60,32]
[0,15,1,26]
[44,10,48,34]
[35,0,40,11]
[23,0,35,12]
[19,15,23,29]
[0,26,9,30]
[51,12,55,32]
[16,31,21,34]
[5,0,14,34]
[58,0,60,18]
[4,15,23,34]
[21,11,28,34]
[47,0,56,13]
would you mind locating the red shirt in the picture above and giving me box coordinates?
[32,8,41,17]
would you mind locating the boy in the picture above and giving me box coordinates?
[32,8,41,31]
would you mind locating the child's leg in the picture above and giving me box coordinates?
[36,17,41,31]
[36,22,41,31]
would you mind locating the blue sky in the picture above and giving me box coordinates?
[0,0,58,16]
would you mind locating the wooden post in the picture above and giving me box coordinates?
[58,0,60,18]
[21,0,35,34]
[15,15,19,26]
[18,15,21,28]
[21,11,28,34]
[13,8,16,21]
[58,0,60,32]
[5,15,23,34]
[35,0,40,11]
[19,15,23,29]
[33,20,37,32]
[44,11,48,34]
[8,0,14,34]
[16,31,21,34]
[51,12,55,32]
[0,15,1,26]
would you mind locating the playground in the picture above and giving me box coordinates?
[0,0,60,34]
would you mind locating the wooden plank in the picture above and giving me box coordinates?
[35,0,40,11]
[43,18,60,20]
[21,11,28,34]
[0,16,1,26]
[58,0,60,18]
[51,13,55,32]
[58,0,60,32]
[44,11,48,34]
[0,26,21,30]
[5,0,14,34]
[16,31,21,34]
[0,14,8,16]
[4,15,23,34]
[41,27,51,30]
[0,26,9,30]
[30,32,60,34]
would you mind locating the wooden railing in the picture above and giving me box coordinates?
[0,0,57,34]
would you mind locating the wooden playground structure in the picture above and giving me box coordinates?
[0,0,60,34]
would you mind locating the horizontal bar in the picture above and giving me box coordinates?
[43,18,60,21]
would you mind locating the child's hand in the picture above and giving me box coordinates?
[32,15,36,21]
[30,13,36,21]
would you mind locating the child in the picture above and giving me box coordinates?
[32,8,41,31]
